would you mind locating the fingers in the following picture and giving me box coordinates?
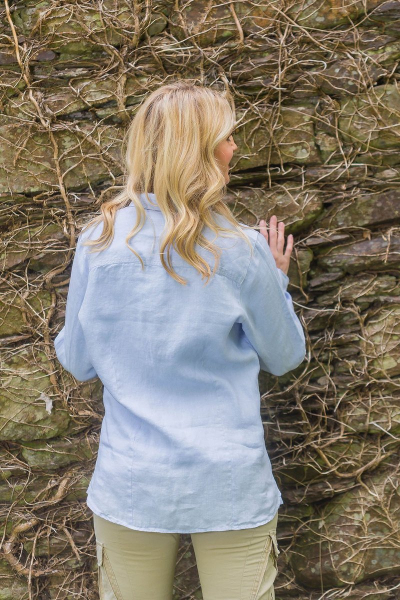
[259,215,294,257]
[269,215,277,253]
[285,231,294,256]
[277,220,285,255]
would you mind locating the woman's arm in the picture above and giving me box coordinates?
[54,235,97,382]
[239,231,306,376]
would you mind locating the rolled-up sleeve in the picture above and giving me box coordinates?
[239,232,306,376]
[54,235,97,382]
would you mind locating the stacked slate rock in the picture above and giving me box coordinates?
[1,2,399,599]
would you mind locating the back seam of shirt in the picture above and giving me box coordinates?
[87,260,242,286]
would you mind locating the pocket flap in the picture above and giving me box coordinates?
[96,541,104,567]
[271,531,280,558]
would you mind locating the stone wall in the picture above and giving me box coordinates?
[1,1,400,599]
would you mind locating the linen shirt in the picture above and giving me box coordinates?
[54,192,306,533]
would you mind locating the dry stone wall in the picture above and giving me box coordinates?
[1,1,400,599]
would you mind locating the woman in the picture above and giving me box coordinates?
[54,81,306,600]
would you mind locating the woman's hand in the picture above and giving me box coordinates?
[259,215,293,276]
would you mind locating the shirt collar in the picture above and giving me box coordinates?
[130,193,161,211]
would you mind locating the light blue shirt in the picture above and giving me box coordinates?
[54,192,306,533]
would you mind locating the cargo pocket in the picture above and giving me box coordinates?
[96,541,124,600]
[251,531,280,600]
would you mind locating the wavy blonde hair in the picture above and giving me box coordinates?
[80,80,253,285]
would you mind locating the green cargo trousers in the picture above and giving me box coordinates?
[93,510,280,600]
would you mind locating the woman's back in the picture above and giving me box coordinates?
[54,192,306,533]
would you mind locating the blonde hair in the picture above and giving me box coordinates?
[80,80,253,285]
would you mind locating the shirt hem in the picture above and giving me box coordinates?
[86,492,284,534]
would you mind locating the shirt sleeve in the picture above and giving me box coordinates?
[54,234,97,382]
[239,232,306,376]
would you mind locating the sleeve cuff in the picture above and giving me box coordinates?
[54,327,67,369]
[277,268,289,291]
